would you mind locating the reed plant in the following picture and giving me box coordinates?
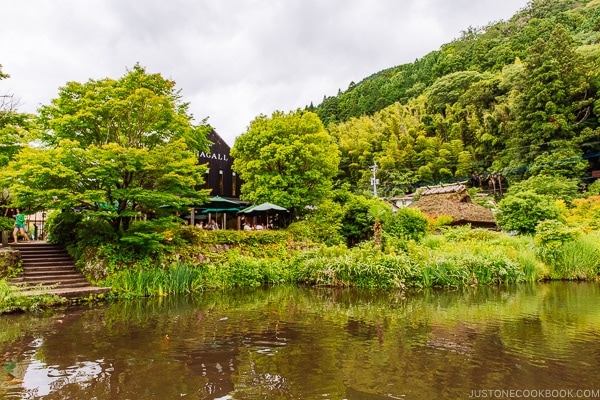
[406,229,531,287]
[292,243,414,288]
[104,264,208,298]
[550,234,600,280]
[223,257,291,287]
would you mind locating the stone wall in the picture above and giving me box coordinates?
[0,247,21,279]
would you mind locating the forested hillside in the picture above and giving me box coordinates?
[309,0,600,196]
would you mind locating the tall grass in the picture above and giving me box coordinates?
[87,226,598,298]
[104,264,208,298]
[550,235,600,280]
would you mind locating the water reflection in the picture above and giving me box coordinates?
[0,283,599,399]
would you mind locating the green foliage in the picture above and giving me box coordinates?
[418,252,524,287]
[308,0,600,193]
[565,195,600,231]
[3,65,209,233]
[0,111,32,169]
[587,180,600,195]
[103,264,207,298]
[0,280,67,313]
[339,194,381,246]
[534,219,580,259]
[506,174,581,204]
[407,228,536,286]
[381,207,429,242]
[503,25,593,178]
[549,234,600,280]
[527,147,588,180]
[293,243,414,288]
[180,226,288,248]
[120,218,181,254]
[223,258,290,287]
[426,71,486,115]
[286,198,345,246]
[45,211,82,245]
[496,191,563,234]
[231,109,340,215]
[0,216,13,232]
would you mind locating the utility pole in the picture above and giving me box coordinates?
[369,162,379,197]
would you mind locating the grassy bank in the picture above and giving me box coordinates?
[90,225,599,298]
[3,225,598,307]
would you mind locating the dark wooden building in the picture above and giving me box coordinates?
[199,129,242,199]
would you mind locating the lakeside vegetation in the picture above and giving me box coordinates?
[2,0,600,308]
[45,192,600,300]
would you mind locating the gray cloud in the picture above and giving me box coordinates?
[1,0,528,145]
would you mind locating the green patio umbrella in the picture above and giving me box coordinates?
[203,196,241,209]
[238,202,288,215]
[198,197,243,229]
[238,202,288,229]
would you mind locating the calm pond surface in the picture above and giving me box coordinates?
[1,282,599,399]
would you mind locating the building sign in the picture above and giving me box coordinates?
[200,151,229,161]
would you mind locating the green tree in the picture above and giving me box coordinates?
[339,194,381,246]
[502,25,594,178]
[4,65,209,234]
[38,64,207,151]
[496,190,562,234]
[381,206,429,242]
[506,174,580,205]
[231,110,340,214]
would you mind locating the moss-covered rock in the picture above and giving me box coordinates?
[0,247,21,279]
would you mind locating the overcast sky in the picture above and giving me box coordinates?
[1,0,529,146]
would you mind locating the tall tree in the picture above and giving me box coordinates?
[231,110,340,214]
[502,25,594,179]
[4,65,209,233]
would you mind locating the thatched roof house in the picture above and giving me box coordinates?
[408,183,496,228]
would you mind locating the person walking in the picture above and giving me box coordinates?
[12,209,30,244]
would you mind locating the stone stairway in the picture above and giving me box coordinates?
[8,242,111,299]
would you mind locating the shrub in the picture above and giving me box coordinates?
[0,216,13,232]
[587,180,600,195]
[534,219,580,262]
[565,195,600,232]
[496,191,562,234]
[292,243,414,288]
[340,194,380,246]
[382,207,429,242]
[507,174,580,204]
[45,211,82,245]
[298,198,345,245]
[428,214,453,231]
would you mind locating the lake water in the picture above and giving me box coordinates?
[1,282,599,399]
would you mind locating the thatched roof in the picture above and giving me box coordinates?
[409,183,496,228]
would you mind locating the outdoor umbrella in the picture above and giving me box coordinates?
[198,197,242,229]
[202,196,241,209]
[238,202,288,228]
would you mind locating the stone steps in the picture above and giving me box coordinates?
[7,241,110,298]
